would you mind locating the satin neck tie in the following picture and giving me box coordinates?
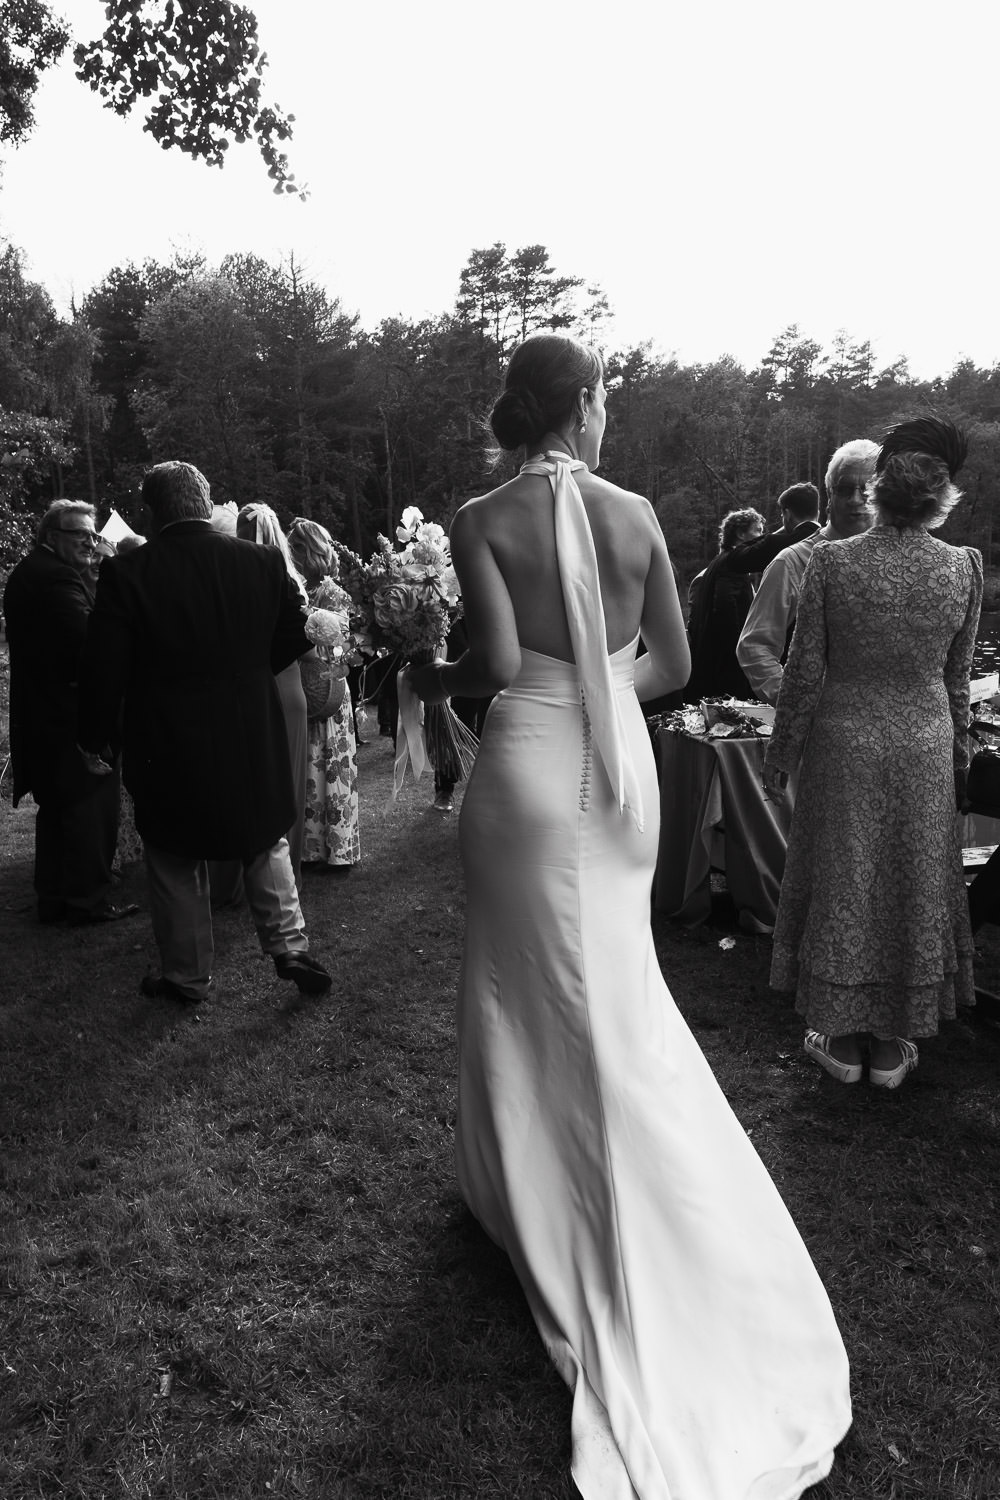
[519,451,644,832]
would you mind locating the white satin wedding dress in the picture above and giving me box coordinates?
[455,454,851,1500]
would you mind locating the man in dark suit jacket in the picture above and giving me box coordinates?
[78,461,331,1005]
[3,500,134,924]
[721,482,821,578]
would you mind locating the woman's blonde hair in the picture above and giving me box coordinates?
[287,517,338,583]
[237,503,308,600]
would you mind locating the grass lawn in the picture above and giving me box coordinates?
[2,725,1000,1499]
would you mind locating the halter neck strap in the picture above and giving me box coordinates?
[518,452,644,831]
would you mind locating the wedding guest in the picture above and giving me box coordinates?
[77,461,332,1005]
[3,501,135,924]
[287,519,361,874]
[236,503,311,886]
[684,506,765,700]
[105,538,146,870]
[722,482,821,576]
[764,417,981,1089]
[431,618,492,813]
[408,331,850,1497]
[737,439,877,703]
[82,534,117,601]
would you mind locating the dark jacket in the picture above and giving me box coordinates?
[685,551,756,701]
[722,519,821,577]
[78,520,309,859]
[3,545,96,805]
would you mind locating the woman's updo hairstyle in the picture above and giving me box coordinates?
[870,415,968,530]
[490,333,603,452]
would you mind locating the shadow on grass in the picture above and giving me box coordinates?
[316,1195,576,1499]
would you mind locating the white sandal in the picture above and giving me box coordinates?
[869,1038,918,1090]
[803,1030,863,1084]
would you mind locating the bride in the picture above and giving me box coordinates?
[408,333,851,1500]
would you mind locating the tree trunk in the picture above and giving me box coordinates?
[380,406,394,533]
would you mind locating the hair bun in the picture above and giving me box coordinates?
[490,384,548,451]
[876,415,968,479]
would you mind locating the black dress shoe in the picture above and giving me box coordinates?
[38,898,68,924]
[139,974,203,1005]
[67,901,140,926]
[273,951,332,995]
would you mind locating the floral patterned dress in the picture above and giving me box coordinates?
[764,527,982,1037]
[302,584,361,868]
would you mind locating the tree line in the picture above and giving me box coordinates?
[1,233,999,589]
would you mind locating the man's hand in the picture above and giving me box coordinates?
[78,746,114,776]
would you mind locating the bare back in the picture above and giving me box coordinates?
[472,468,654,659]
[447,460,688,702]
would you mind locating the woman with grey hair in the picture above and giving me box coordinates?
[764,417,981,1089]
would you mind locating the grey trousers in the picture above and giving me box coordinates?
[144,837,307,1000]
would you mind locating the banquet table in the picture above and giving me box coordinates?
[653,725,794,928]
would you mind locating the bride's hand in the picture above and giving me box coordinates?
[406,660,450,705]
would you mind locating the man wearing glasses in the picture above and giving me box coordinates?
[3,500,135,924]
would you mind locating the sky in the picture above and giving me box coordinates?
[0,0,996,381]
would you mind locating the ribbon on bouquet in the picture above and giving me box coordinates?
[391,666,429,805]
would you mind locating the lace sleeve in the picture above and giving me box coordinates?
[945,547,983,772]
[763,545,830,774]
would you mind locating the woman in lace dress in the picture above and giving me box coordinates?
[286,520,360,873]
[408,333,851,1500]
[764,417,981,1090]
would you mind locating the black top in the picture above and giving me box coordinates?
[3,545,95,804]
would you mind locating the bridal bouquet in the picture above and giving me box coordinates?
[336,508,459,655]
[337,507,478,793]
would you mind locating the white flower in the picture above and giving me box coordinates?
[396,506,424,541]
[440,565,461,605]
[304,608,346,650]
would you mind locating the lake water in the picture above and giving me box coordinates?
[974,613,1000,679]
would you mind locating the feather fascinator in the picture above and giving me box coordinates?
[875,415,968,478]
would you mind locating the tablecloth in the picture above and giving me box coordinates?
[653,728,795,927]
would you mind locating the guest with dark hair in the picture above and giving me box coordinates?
[684,505,765,700]
[738,441,877,704]
[722,482,821,578]
[764,416,981,1090]
[3,500,133,924]
[78,461,332,1004]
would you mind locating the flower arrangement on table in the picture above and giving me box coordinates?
[647,697,773,741]
[335,507,479,795]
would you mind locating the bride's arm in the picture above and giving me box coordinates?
[633,505,690,701]
[408,501,522,704]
